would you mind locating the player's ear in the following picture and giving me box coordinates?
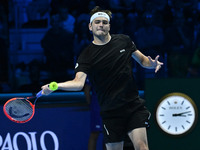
[88,23,92,31]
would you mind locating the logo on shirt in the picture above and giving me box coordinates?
[120,49,125,53]
[75,63,79,69]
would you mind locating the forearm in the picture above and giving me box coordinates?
[132,50,155,69]
[132,50,163,73]
[140,56,155,69]
[57,71,87,91]
[57,80,84,91]
[41,72,87,95]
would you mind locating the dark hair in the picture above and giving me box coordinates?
[90,6,112,19]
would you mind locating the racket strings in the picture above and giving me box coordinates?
[5,98,34,122]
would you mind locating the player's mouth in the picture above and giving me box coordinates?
[97,29,105,31]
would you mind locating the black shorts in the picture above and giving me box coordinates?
[100,98,151,143]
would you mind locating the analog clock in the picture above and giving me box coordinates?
[156,92,198,136]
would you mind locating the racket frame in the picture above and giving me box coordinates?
[3,91,41,123]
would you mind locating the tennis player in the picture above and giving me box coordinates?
[41,6,163,150]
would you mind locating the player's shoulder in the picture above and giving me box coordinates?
[79,43,93,56]
[112,34,131,41]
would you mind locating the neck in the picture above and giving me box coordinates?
[93,33,111,45]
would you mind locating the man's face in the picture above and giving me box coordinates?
[89,17,110,37]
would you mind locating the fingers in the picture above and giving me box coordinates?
[148,55,160,63]
[155,55,160,61]
[147,56,152,61]
[155,65,160,73]
[148,55,163,73]
[41,84,53,95]
[155,55,162,73]
[159,62,164,65]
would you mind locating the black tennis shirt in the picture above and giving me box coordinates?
[75,34,139,111]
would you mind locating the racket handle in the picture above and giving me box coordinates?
[36,90,43,98]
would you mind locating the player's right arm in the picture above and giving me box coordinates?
[41,72,87,95]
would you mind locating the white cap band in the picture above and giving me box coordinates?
[90,12,110,23]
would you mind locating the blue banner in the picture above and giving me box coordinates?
[0,104,103,150]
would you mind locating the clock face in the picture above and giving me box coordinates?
[156,93,198,136]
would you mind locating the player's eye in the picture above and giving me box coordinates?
[94,20,108,25]
[94,20,101,24]
[102,21,108,24]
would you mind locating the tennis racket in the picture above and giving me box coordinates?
[3,82,58,123]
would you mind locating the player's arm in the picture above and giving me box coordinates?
[132,50,163,73]
[41,72,87,95]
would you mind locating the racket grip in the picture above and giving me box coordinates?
[36,90,43,98]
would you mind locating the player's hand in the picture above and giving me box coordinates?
[148,55,164,73]
[41,84,54,95]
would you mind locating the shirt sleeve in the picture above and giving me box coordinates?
[74,48,90,75]
[126,35,137,52]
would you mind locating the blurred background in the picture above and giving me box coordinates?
[0,0,200,150]
[0,0,200,93]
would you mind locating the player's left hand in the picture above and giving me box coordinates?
[148,55,164,73]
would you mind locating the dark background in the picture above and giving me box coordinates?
[1,0,200,93]
[0,0,200,150]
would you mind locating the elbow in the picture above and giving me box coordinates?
[77,83,84,91]
[72,81,84,91]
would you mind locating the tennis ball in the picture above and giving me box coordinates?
[49,82,58,91]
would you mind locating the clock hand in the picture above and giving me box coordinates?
[172,111,191,117]
[177,111,191,115]
[172,114,186,117]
